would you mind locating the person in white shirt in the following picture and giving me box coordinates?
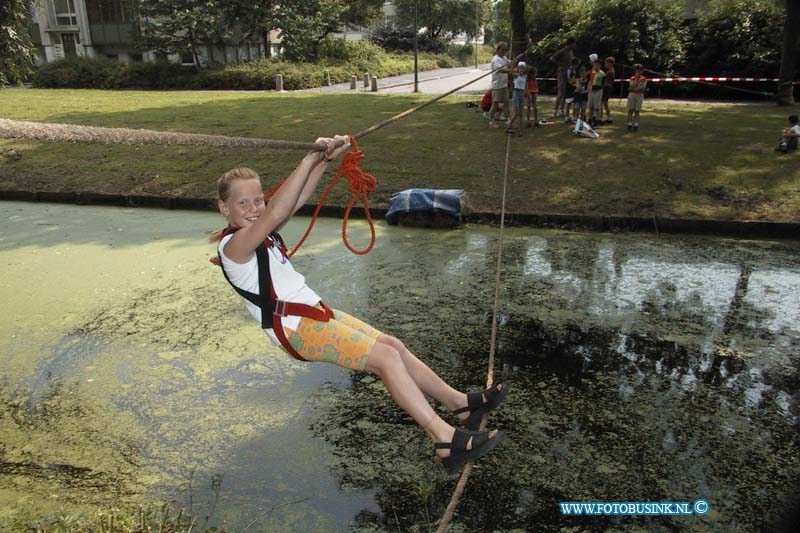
[507,61,529,134]
[777,115,800,153]
[488,42,512,127]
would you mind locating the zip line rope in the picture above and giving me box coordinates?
[436,38,527,531]
[435,104,514,533]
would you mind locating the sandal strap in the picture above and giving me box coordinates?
[434,428,480,451]
[452,405,470,415]
[451,383,506,417]
[466,391,485,411]
[452,390,486,415]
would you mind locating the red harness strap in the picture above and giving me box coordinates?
[215,226,334,361]
[270,294,334,362]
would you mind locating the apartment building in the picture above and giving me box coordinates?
[29,0,281,65]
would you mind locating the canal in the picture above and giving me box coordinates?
[1,201,798,531]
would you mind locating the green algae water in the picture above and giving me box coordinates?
[1,201,799,531]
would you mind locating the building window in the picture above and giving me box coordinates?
[86,0,132,24]
[61,33,78,56]
[53,0,78,25]
[180,50,195,65]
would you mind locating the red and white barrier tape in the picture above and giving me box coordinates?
[534,76,780,82]
[644,76,778,82]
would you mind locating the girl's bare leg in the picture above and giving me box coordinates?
[376,334,504,423]
[364,342,496,458]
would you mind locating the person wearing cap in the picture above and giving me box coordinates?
[550,37,577,118]
[627,64,648,131]
[489,42,512,128]
[507,61,528,134]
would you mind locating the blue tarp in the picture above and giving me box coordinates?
[385,188,464,225]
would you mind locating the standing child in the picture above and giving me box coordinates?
[507,61,528,134]
[564,58,579,124]
[601,57,616,124]
[573,66,589,123]
[212,137,507,474]
[526,65,539,127]
[587,59,605,128]
[480,88,493,121]
[776,114,800,153]
[627,64,648,131]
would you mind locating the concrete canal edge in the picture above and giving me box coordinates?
[1,189,798,240]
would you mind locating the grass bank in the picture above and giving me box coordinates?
[1,89,798,223]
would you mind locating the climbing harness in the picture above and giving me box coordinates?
[215,225,334,361]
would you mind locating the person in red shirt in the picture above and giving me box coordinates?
[480,88,493,115]
[526,66,539,126]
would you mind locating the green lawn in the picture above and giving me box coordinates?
[1,89,798,222]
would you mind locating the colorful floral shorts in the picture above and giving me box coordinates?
[283,308,383,370]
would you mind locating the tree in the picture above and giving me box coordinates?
[685,0,783,78]
[510,0,529,58]
[135,0,228,67]
[0,0,36,85]
[777,0,800,105]
[220,0,280,59]
[343,0,386,28]
[392,0,489,41]
[519,0,685,76]
[278,0,348,62]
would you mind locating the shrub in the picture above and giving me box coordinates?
[319,39,389,68]
[106,61,200,89]
[30,49,448,91]
[32,56,123,89]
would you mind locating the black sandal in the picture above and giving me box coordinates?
[453,382,510,431]
[435,428,505,475]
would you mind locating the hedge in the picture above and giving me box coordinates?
[31,41,485,90]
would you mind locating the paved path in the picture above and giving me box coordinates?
[301,64,493,96]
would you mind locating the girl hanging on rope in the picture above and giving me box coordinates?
[210,135,507,474]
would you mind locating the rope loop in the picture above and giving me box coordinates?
[287,135,377,257]
[339,139,378,197]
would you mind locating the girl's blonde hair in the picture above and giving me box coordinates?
[209,167,262,242]
[217,167,260,201]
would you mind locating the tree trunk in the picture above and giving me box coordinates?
[509,0,528,60]
[777,0,800,105]
[263,29,272,59]
[188,29,201,71]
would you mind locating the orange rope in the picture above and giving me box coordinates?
[266,135,377,256]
